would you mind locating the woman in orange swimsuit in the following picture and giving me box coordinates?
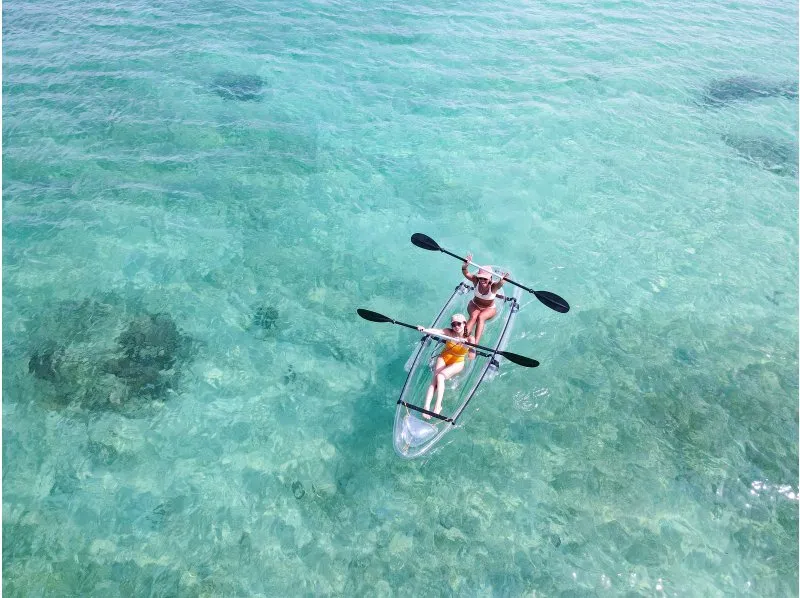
[462,253,509,344]
[416,313,475,419]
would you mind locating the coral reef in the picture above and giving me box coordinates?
[722,135,798,177]
[210,72,267,101]
[105,312,194,398]
[25,294,195,413]
[252,305,279,331]
[701,76,798,107]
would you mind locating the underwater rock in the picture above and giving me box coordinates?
[26,297,119,408]
[40,297,116,342]
[283,365,297,384]
[210,72,266,101]
[118,313,183,369]
[673,346,699,366]
[701,76,798,107]
[624,529,667,567]
[106,312,193,398]
[722,134,798,177]
[292,481,306,499]
[765,290,783,306]
[87,440,120,466]
[252,305,278,331]
[49,469,81,496]
[106,360,166,395]
[27,298,115,363]
[25,295,195,413]
[28,342,65,381]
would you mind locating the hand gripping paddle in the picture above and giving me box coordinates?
[410,233,570,313]
[356,308,540,368]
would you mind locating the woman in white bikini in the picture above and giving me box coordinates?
[461,253,509,344]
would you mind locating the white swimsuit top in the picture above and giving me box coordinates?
[473,281,497,301]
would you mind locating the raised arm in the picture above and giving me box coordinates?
[492,271,509,291]
[461,253,477,283]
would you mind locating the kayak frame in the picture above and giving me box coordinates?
[393,278,521,458]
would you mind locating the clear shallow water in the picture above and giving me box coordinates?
[3,0,797,595]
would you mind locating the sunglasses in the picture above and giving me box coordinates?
[451,321,465,327]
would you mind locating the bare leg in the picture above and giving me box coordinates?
[423,384,436,417]
[473,306,497,344]
[434,373,446,413]
[432,362,465,414]
[423,357,446,418]
[466,301,479,335]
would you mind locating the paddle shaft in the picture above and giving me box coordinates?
[392,319,505,356]
[356,308,539,367]
[412,233,568,311]
[437,248,536,295]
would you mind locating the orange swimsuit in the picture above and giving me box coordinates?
[440,339,469,366]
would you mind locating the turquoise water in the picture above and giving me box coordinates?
[3,0,798,594]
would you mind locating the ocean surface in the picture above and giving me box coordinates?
[3,0,798,595]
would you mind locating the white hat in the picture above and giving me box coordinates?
[450,313,467,324]
[475,267,493,280]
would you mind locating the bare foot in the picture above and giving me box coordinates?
[423,412,431,420]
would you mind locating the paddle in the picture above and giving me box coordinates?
[356,308,540,368]
[410,233,570,313]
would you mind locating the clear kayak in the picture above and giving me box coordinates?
[393,270,521,459]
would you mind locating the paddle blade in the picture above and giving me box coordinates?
[499,351,540,368]
[535,290,570,313]
[357,308,393,323]
[410,233,441,252]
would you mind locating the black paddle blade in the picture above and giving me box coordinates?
[535,290,570,313]
[499,351,540,368]
[410,233,441,252]
[357,308,393,323]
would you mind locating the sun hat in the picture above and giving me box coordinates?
[475,267,493,280]
[450,313,467,324]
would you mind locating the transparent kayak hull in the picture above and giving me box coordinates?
[393,272,521,459]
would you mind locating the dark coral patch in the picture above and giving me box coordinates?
[28,342,65,382]
[292,481,305,499]
[210,72,266,101]
[722,135,798,177]
[25,295,195,414]
[106,312,194,398]
[118,313,183,370]
[701,76,798,107]
[252,305,278,331]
